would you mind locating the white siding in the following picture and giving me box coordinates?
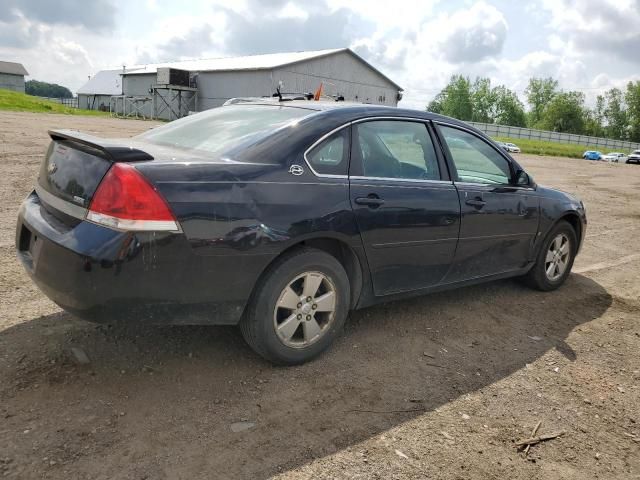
[117,50,401,118]
[122,73,155,96]
[271,51,399,106]
[78,94,112,111]
[120,74,155,118]
[0,73,25,93]
[196,70,273,110]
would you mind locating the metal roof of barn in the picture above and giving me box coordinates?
[0,61,29,76]
[121,48,403,90]
[77,70,122,95]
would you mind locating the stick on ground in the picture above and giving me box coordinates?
[516,431,566,448]
[524,420,542,455]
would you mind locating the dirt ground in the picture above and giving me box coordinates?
[0,111,638,480]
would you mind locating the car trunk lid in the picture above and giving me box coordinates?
[37,130,155,225]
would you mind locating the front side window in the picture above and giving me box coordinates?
[353,120,440,180]
[306,129,349,176]
[439,125,512,185]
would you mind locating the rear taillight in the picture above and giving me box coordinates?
[86,163,179,232]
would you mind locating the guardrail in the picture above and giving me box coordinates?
[467,122,640,152]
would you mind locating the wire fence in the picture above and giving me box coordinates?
[35,96,78,108]
[467,122,640,152]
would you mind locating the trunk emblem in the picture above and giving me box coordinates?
[289,164,304,176]
[47,162,58,174]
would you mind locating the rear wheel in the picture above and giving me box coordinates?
[524,221,577,291]
[240,248,350,365]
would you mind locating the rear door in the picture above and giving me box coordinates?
[349,119,460,296]
[434,123,539,282]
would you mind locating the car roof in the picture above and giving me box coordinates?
[223,98,475,128]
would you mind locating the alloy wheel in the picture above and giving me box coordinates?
[545,233,571,281]
[273,271,337,348]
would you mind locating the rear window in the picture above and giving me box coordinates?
[137,105,311,155]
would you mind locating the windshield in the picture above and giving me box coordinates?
[137,104,312,155]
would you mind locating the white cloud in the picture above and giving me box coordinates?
[435,2,508,63]
[0,0,638,109]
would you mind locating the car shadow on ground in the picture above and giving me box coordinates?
[0,274,612,479]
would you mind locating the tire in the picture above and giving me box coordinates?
[240,248,350,365]
[523,221,577,291]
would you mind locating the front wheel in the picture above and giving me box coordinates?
[523,221,577,291]
[240,248,350,365]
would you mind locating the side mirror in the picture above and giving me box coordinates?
[515,169,531,187]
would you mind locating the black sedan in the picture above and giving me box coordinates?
[16,100,586,365]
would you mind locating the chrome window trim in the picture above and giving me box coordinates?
[35,185,87,220]
[434,120,520,183]
[350,176,452,185]
[434,120,491,138]
[303,123,351,179]
[434,120,518,167]
[303,115,448,182]
[455,181,535,190]
[351,116,432,124]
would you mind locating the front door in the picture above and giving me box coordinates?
[349,119,461,296]
[435,124,539,282]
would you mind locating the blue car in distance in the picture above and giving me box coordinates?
[583,150,602,161]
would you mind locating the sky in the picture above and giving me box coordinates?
[1,0,639,109]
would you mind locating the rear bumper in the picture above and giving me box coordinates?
[16,192,272,325]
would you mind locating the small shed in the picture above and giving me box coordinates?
[77,70,122,111]
[0,61,29,93]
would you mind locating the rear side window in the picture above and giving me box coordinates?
[439,125,512,185]
[306,129,349,176]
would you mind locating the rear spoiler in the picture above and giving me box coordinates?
[48,129,154,162]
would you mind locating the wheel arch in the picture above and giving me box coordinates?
[559,212,582,246]
[538,210,584,256]
[249,236,365,312]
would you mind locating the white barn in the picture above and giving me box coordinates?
[77,70,122,111]
[76,48,403,120]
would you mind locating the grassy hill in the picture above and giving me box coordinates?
[0,88,108,116]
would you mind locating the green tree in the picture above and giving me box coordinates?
[603,88,627,140]
[584,95,605,137]
[525,77,558,127]
[625,81,640,142]
[539,91,586,134]
[25,80,73,98]
[426,75,473,121]
[471,77,496,123]
[493,86,527,127]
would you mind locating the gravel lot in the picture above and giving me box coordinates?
[0,111,638,479]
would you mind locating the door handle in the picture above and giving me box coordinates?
[355,195,385,208]
[465,198,486,208]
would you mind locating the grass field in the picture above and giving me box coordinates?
[493,136,606,159]
[0,89,108,116]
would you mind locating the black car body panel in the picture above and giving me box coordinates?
[16,102,586,325]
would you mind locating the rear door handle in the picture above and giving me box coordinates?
[465,198,486,208]
[355,195,385,208]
